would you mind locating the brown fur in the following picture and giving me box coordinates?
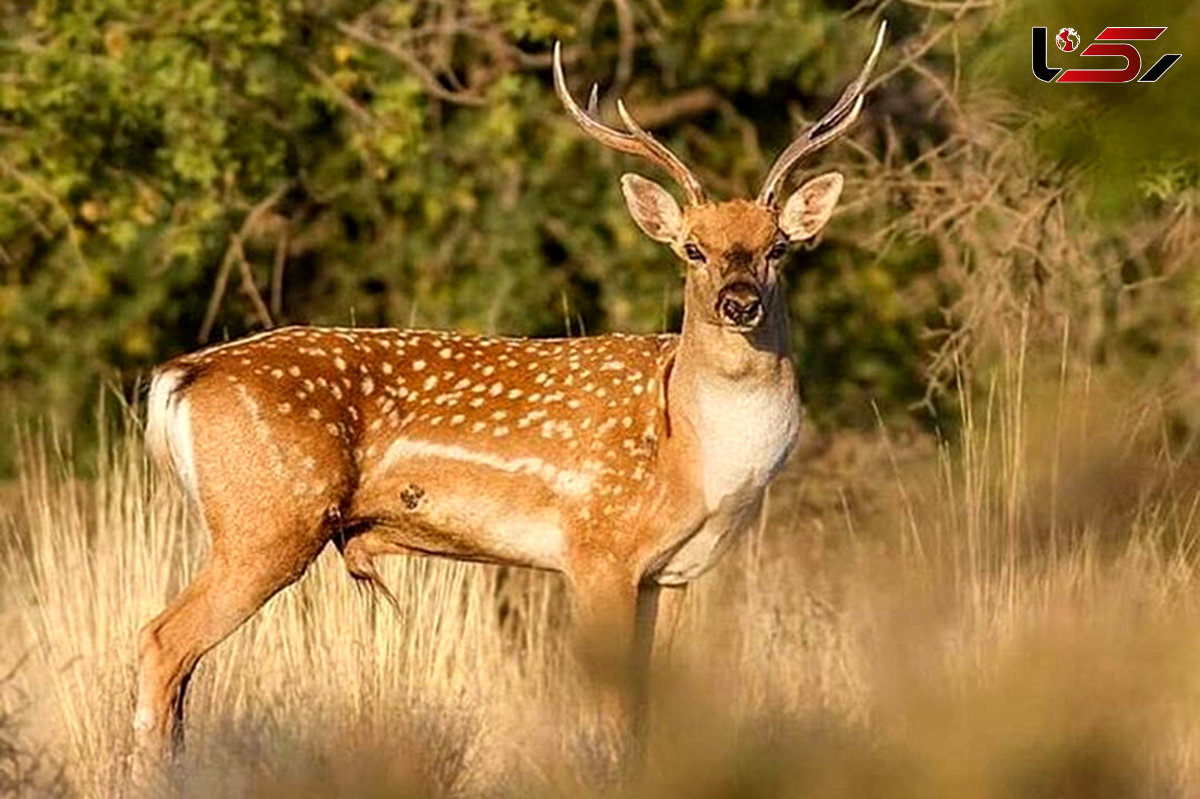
[135,39,867,769]
[134,302,795,764]
[682,200,778,257]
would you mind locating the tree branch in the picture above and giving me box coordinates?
[270,223,288,319]
[336,22,487,106]
[198,185,289,343]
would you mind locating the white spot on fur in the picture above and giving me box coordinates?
[381,438,595,498]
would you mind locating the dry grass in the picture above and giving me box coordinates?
[5,332,1200,798]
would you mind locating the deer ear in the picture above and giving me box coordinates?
[621,173,682,243]
[779,172,844,242]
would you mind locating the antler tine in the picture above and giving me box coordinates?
[553,41,706,205]
[613,99,707,205]
[756,20,887,207]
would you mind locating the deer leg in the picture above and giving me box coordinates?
[630,583,690,738]
[647,584,687,668]
[631,582,664,742]
[133,533,324,764]
[569,566,655,764]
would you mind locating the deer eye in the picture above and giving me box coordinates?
[683,243,706,263]
[767,242,788,261]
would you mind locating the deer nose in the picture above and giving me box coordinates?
[717,282,763,328]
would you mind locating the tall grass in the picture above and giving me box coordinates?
[5,332,1200,797]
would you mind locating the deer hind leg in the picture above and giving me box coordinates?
[134,367,353,775]
[133,491,333,768]
[133,534,325,761]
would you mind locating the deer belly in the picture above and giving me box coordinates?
[356,451,569,570]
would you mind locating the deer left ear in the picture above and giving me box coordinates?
[779,172,844,242]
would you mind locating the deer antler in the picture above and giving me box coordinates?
[553,42,707,206]
[756,21,887,208]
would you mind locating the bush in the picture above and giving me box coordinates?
[1,0,1195,467]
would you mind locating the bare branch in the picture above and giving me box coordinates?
[632,88,721,129]
[0,159,88,272]
[612,0,635,96]
[336,22,487,106]
[233,238,273,330]
[198,245,236,345]
[270,223,288,320]
[199,185,289,343]
[305,60,374,126]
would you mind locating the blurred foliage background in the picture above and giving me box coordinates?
[0,0,1196,470]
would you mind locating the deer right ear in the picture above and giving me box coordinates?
[620,173,682,243]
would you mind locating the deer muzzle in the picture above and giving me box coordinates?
[716,281,764,329]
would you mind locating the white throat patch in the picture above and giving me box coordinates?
[693,375,800,510]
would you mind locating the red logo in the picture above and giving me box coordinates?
[1056,27,1080,52]
[1032,26,1181,83]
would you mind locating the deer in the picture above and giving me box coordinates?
[134,22,886,765]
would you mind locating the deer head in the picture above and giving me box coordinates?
[553,23,885,333]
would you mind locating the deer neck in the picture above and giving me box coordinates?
[666,283,801,510]
[675,282,791,381]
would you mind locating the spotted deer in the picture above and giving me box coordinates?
[135,23,886,760]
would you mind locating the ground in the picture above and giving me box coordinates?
[3,357,1200,797]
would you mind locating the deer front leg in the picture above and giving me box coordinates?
[568,564,653,761]
[645,583,687,672]
[631,582,688,749]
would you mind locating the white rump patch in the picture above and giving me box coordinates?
[145,368,201,508]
